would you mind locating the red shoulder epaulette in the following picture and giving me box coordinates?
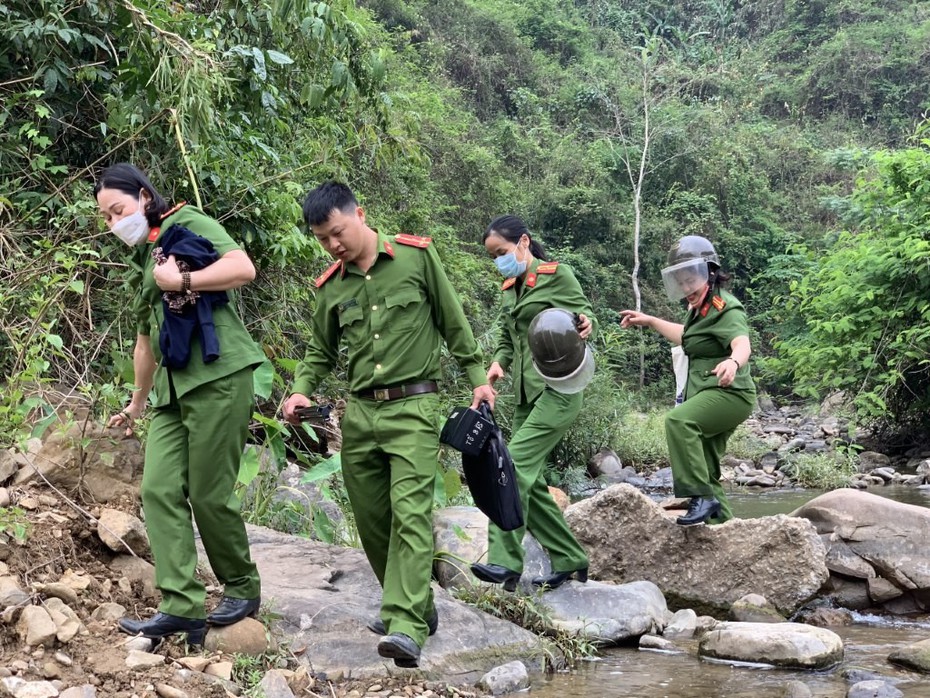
[501,278,516,291]
[148,202,188,242]
[711,295,726,311]
[315,261,342,288]
[395,233,432,249]
[536,262,559,274]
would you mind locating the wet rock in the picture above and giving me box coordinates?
[477,661,529,695]
[699,622,844,669]
[536,580,668,643]
[795,606,853,627]
[96,508,148,556]
[821,576,871,610]
[887,638,930,674]
[568,485,828,615]
[728,594,786,623]
[639,634,678,651]
[847,680,903,698]
[662,608,697,639]
[782,681,813,698]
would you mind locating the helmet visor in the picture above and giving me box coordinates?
[534,345,595,394]
[661,259,709,301]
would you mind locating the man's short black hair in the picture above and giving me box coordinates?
[302,181,358,228]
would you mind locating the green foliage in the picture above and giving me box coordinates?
[0,507,31,542]
[787,450,858,490]
[453,583,597,671]
[773,127,930,435]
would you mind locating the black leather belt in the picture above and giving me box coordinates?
[355,381,438,402]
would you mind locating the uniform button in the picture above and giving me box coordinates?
[374,333,380,339]
[365,275,371,280]
[372,305,378,311]
[375,364,382,370]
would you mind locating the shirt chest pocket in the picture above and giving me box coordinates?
[385,290,424,331]
[338,303,364,329]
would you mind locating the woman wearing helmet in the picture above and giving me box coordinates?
[469,214,593,591]
[620,236,756,525]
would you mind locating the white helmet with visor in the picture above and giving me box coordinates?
[660,236,719,302]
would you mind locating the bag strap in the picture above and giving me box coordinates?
[478,400,498,427]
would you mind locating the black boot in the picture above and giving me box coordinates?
[367,609,438,636]
[118,612,206,646]
[531,567,588,590]
[470,563,521,592]
[676,496,721,526]
[206,596,261,626]
[377,632,421,668]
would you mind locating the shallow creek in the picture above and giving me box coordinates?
[504,486,930,697]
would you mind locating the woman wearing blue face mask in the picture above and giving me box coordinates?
[94,163,264,646]
[470,215,594,592]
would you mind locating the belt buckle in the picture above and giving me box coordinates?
[374,388,391,401]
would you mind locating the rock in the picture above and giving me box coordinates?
[728,594,786,623]
[795,606,853,627]
[155,684,190,698]
[59,687,96,698]
[255,670,294,698]
[41,661,61,680]
[0,488,10,508]
[109,555,156,598]
[856,451,891,473]
[745,475,777,487]
[867,577,903,603]
[587,448,624,479]
[432,507,494,589]
[824,535,876,579]
[566,485,829,615]
[792,489,930,611]
[477,661,529,695]
[124,636,154,652]
[125,650,165,669]
[35,583,78,607]
[782,680,813,698]
[176,656,211,672]
[887,638,930,674]
[821,576,871,610]
[0,677,60,698]
[698,621,844,669]
[1,574,30,607]
[847,680,903,698]
[57,570,91,592]
[203,618,270,655]
[763,424,796,435]
[548,486,569,511]
[535,580,668,643]
[204,661,233,680]
[44,598,86,643]
[662,608,698,639]
[89,603,125,622]
[17,606,58,647]
[639,634,678,651]
[96,508,149,555]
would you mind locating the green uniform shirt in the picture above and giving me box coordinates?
[130,204,266,408]
[492,259,597,405]
[292,232,486,396]
[681,288,756,400]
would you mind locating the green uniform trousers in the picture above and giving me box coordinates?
[143,367,261,618]
[665,386,755,523]
[340,393,440,648]
[487,388,589,573]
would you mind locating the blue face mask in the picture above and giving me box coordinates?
[494,251,527,278]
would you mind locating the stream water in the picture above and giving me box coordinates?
[505,486,930,697]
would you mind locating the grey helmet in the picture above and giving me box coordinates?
[666,235,719,268]
[527,308,595,394]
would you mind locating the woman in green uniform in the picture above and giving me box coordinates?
[470,215,591,591]
[620,235,756,525]
[95,163,263,644]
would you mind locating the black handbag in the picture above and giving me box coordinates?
[459,402,524,531]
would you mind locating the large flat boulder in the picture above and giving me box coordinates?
[792,489,930,612]
[565,484,828,615]
[242,525,542,681]
[698,621,844,669]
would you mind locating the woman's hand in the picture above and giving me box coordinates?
[619,310,654,329]
[576,313,593,339]
[486,362,505,388]
[153,254,183,291]
[108,402,145,437]
[712,358,739,388]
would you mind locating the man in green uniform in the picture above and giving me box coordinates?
[283,182,495,668]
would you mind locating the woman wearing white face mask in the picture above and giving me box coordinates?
[469,215,594,592]
[94,163,264,646]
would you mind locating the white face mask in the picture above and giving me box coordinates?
[112,205,150,246]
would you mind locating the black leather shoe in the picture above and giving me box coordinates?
[377,632,421,668]
[531,567,588,590]
[206,596,261,626]
[367,610,438,636]
[470,562,521,592]
[118,612,206,646]
[677,496,722,526]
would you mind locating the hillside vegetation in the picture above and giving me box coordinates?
[3,0,930,460]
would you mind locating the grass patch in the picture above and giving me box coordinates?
[453,584,597,671]
[787,450,858,489]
